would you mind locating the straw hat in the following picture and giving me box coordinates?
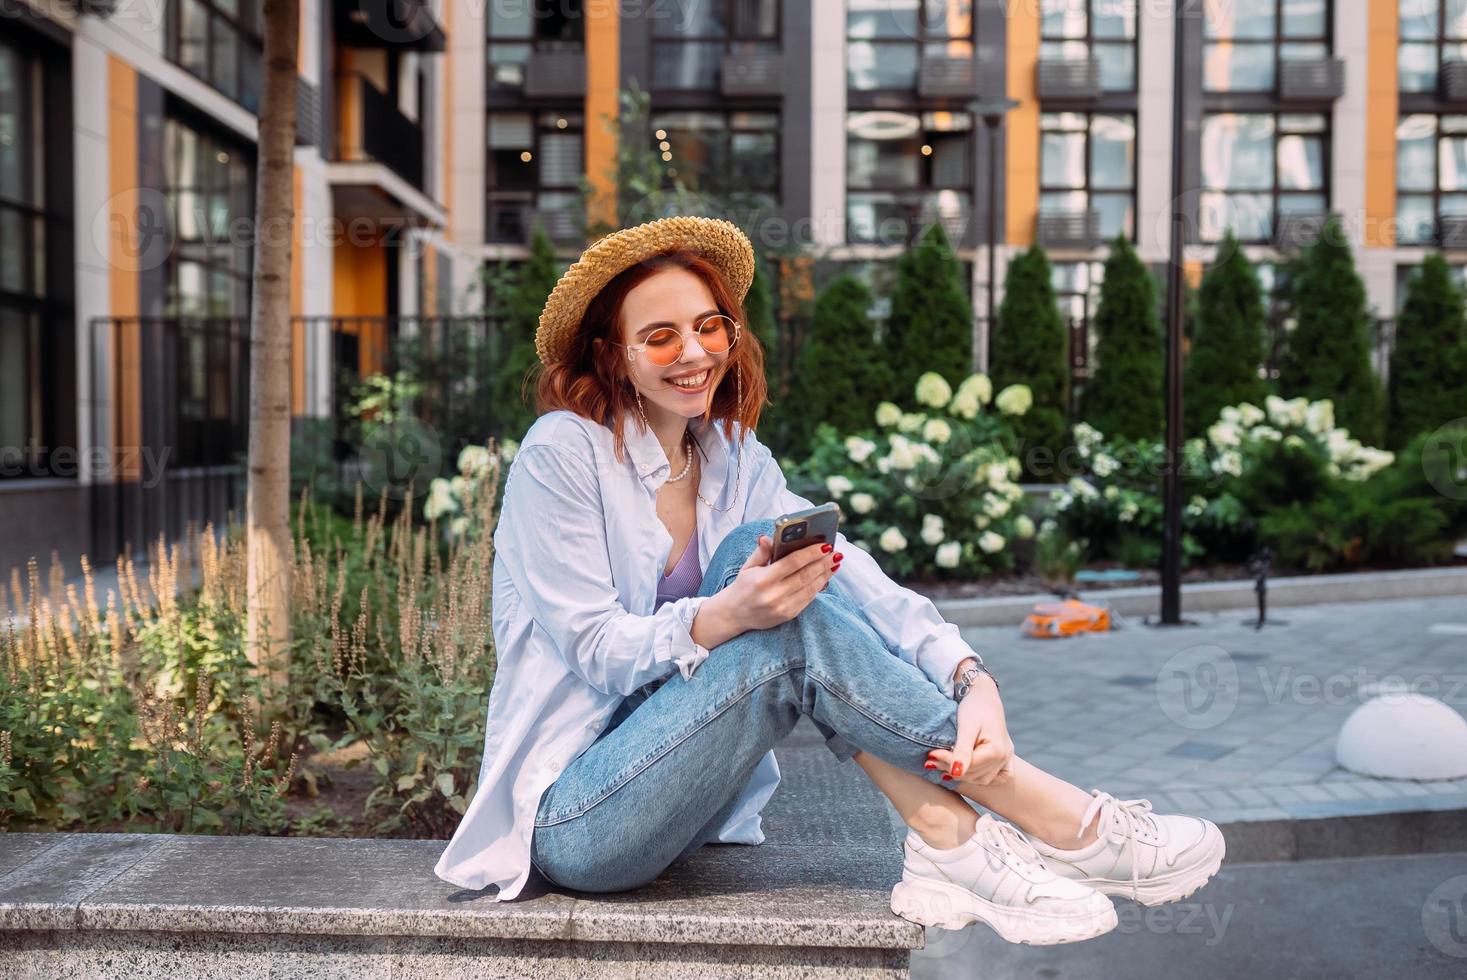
[534,216,757,366]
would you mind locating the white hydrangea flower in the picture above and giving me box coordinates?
[1208,420,1242,448]
[957,372,993,406]
[458,445,492,477]
[1072,421,1102,455]
[1325,429,1354,462]
[1007,456,1021,480]
[922,418,953,444]
[1092,453,1119,477]
[1118,499,1140,523]
[499,438,520,462]
[985,461,1010,487]
[935,541,962,568]
[424,478,458,521]
[1220,406,1242,425]
[844,436,878,463]
[1252,424,1282,442]
[449,516,471,539]
[888,435,921,470]
[974,513,991,528]
[949,390,981,419]
[978,530,1006,554]
[450,475,469,498]
[1213,450,1244,477]
[1265,394,1291,427]
[878,526,908,552]
[875,402,902,427]
[1004,482,1025,502]
[1186,495,1208,517]
[1305,399,1335,435]
[1284,434,1307,449]
[1103,485,1119,501]
[825,474,854,497]
[983,495,1010,518]
[876,456,893,474]
[1048,488,1073,512]
[1067,476,1098,499]
[915,372,953,409]
[898,412,927,433]
[850,492,877,514]
[1040,518,1058,534]
[995,384,1033,416]
[1015,514,1036,539]
[1236,402,1265,427]
[920,514,945,546]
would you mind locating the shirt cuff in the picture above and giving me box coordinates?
[921,635,979,700]
[667,594,713,681]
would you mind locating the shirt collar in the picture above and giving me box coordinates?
[622,412,733,501]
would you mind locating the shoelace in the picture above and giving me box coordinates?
[1078,791,1159,902]
[983,816,1047,872]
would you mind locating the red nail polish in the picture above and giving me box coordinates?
[821,543,833,553]
[832,563,842,572]
[951,763,963,777]
[924,762,936,770]
[941,774,952,781]
[833,552,844,561]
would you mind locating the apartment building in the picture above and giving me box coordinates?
[0,0,1457,579]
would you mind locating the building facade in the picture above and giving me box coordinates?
[0,0,1453,579]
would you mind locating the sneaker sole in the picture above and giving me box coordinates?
[890,877,1118,945]
[1083,822,1227,906]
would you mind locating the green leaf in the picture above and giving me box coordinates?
[396,773,419,791]
[435,773,455,798]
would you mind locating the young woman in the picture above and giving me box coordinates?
[435,217,1224,945]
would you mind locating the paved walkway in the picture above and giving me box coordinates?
[957,595,1467,825]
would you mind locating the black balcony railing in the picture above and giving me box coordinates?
[1037,56,1101,101]
[1278,58,1345,102]
[342,74,426,189]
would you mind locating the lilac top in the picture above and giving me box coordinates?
[655,527,704,610]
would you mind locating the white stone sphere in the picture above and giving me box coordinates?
[1335,693,1467,780]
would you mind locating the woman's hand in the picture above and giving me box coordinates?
[714,534,841,632]
[925,673,1015,788]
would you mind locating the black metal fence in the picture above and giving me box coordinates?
[87,315,498,563]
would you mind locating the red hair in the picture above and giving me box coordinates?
[533,249,768,465]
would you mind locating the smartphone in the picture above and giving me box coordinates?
[770,501,843,563]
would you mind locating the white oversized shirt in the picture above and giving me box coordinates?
[433,408,978,899]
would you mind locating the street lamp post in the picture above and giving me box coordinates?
[1160,5,1189,624]
[970,98,1019,374]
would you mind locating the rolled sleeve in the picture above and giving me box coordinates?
[741,442,977,700]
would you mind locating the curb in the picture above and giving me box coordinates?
[1220,806,1467,864]
[926,566,1467,629]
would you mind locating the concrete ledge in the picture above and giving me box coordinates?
[0,832,922,979]
[1220,807,1467,864]
[929,566,1467,628]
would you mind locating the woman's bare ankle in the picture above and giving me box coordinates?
[908,798,979,850]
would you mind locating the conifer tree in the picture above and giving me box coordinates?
[1185,230,1269,435]
[883,222,974,396]
[1083,235,1165,440]
[1389,254,1467,448]
[992,246,1069,474]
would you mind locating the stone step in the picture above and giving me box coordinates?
[0,718,927,979]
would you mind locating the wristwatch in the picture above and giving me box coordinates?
[953,657,998,701]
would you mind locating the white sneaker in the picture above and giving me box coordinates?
[1027,790,1226,906]
[889,812,1118,945]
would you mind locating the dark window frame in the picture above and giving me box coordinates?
[486,0,586,91]
[845,0,974,94]
[486,109,586,244]
[1395,112,1467,246]
[165,0,265,113]
[1038,110,1139,242]
[649,0,784,92]
[844,108,974,245]
[650,108,782,202]
[1039,0,1139,94]
[1202,0,1334,94]
[1198,110,1331,244]
[1399,0,1467,94]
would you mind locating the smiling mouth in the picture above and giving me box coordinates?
[667,369,711,390]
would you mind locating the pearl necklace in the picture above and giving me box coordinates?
[662,432,695,483]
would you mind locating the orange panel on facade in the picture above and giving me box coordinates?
[108,55,141,481]
[1365,0,1399,248]
[584,0,620,233]
[1005,0,1040,248]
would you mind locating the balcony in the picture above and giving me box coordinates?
[1037,56,1101,101]
[488,197,584,246]
[523,48,586,98]
[1277,58,1345,103]
[329,73,444,226]
[917,53,976,99]
[722,51,784,97]
[1440,61,1467,103]
[334,0,446,53]
[1037,210,1102,250]
[1273,212,1329,250]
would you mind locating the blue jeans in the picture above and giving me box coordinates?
[529,519,963,894]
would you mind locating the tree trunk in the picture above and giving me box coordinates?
[245,0,300,723]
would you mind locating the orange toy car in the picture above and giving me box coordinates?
[1022,599,1112,638]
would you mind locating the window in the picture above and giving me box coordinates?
[1203,0,1331,93]
[487,0,584,89]
[846,109,971,244]
[0,36,64,480]
[1199,112,1328,242]
[167,0,263,112]
[847,0,972,92]
[1396,114,1467,244]
[1040,112,1137,240]
[1040,0,1138,91]
[652,110,780,205]
[163,115,256,318]
[487,111,584,242]
[651,0,780,90]
[1400,0,1467,92]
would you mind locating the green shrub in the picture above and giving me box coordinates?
[1389,255,1467,448]
[1185,231,1269,437]
[883,223,974,397]
[1083,235,1164,441]
[992,246,1069,476]
[785,274,894,452]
